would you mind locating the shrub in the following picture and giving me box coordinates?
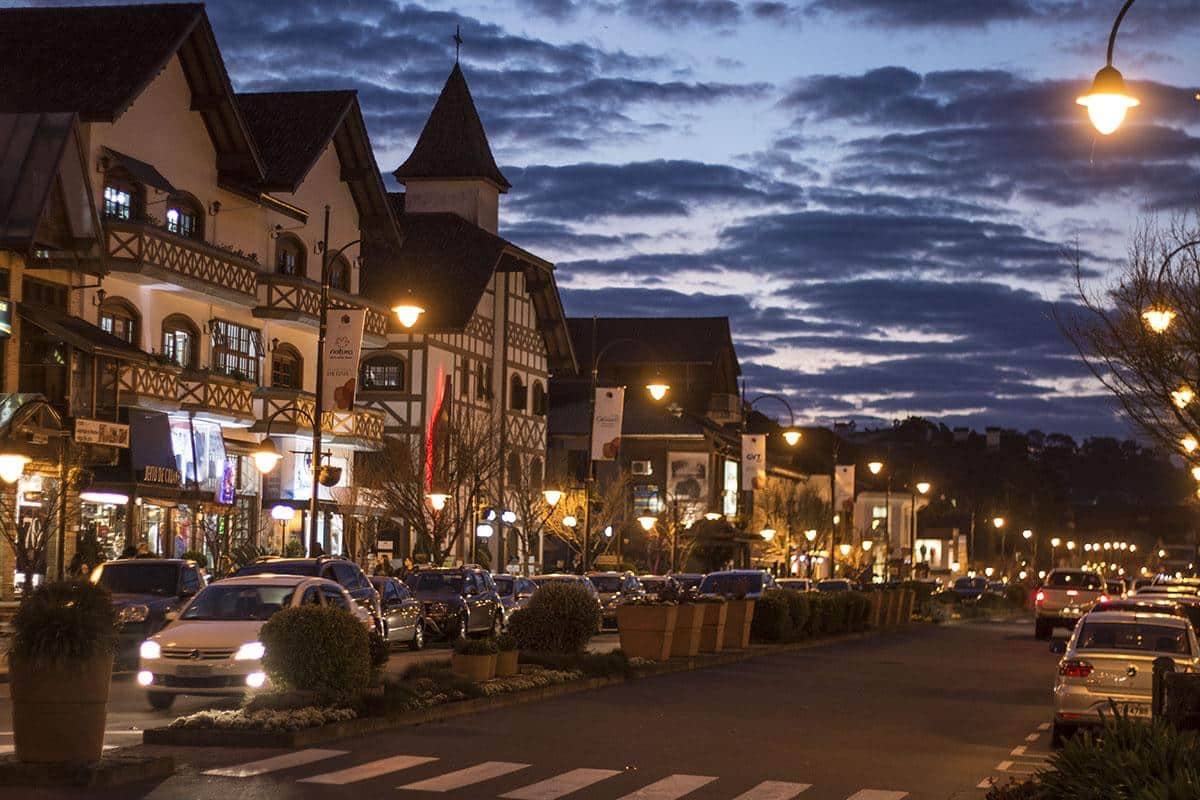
[750,590,793,642]
[180,549,208,569]
[9,580,117,667]
[518,650,631,678]
[260,605,370,704]
[368,630,390,676]
[495,632,518,652]
[508,581,600,654]
[453,637,498,656]
[782,591,811,635]
[284,539,306,557]
[985,780,1038,800]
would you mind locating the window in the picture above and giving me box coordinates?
[531,381,547,416]
[361,355,405,391]
[271,344,303,389]
[181,567,200,595]
[509,374,527,411]
[211,319,261,382]
[165,195,203,240]
[476,362,488,400]
[98,298,139,344]
[328,256,351,291]
[301,587,322,605]
[529,457,544,489]
[507,453,522,489]
[460,358,471,398]
[102,182,136,220]
[275,235,305,277]
[321,584,350,610]
[161,314,199,369]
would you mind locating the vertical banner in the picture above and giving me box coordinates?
[741,434,766,491]
[591,387,625,461]
[323,308,367,411]
[834,465,855,511]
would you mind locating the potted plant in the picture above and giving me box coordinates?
[616,599,678,661]
[8,580,117,763]
[451,637,498,681]
[723,588,756,650]
[495,633,519,677]
[696,595,728,653]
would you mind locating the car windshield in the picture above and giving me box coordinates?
[779,580,807,589]
[699,574,763,596]
[408,573,464,593]
[93,563,179,595]
[589,576,623,593]
[180,585,295,621]
[494,577,514,595]
[1047,572,1103,590]
[954,578,986,590]
[235,561,316,577]
[1076,621,1191,655]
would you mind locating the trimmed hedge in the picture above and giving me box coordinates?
[260,605,371,703]
[507,581,600,654]
[750,589,871,644]
[10,580,117,666]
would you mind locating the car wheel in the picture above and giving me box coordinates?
[1051,721,1075,749]
[409,620,426,651]
[147,691,175,711]
[1035,619,1052,640]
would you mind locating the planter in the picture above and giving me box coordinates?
[900,589,915,625]
[616,604,678,661]
[868,592,883,629]
[670,604,705,658]
[11,653,113,763]
[698,602,728,653]
[451,652,497,682]
[495,650,519,677]
[722,599,756,649]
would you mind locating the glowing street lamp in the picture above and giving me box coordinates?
[1183,436,1199,454]
[1076,1,1141,135]
[250,438,282,475]
[984,566,995,577]
[862,538,874,552]
[562,515,578,528]
[760,528,776,542]
[426,492,449,512]
[782,429,802,447]
[1143,308,1176,333]
[391,288,425,329]
[646,381,670,402]
[992,517,1005,529]
[1022,529,1033,540]
[838,543,852,557]
[0,453,30,484]
[1051,537,1062,548]
[637,515,658,532]
[804,529,817,543]
[867,461,883,475]
[542,489,563,507]
[916,481,931,495]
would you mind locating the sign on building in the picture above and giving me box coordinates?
[591,387,625,461]
[74,418,130,448]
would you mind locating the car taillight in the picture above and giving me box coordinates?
[1060,659,1093,678]
[1036,590,1045,604]
[1099,595,1110,603]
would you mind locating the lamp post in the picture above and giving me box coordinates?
[0,400,70,579]
[1076,0,1140,135]
[866,459,891,578]
[908,480,931,579]
[1050,536,1062,568]
[804,528,817,579]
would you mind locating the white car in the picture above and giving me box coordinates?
[137,574,371,710]
[1051,610,1199,746]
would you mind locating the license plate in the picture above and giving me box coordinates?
[1121,703,1151,718]
[177,665,211,677]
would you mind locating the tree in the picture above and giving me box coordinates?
[750,477,831,574]
[0,468,80,594]
[542,472,632,570]
[505,477,557,574]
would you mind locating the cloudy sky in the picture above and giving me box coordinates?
[41,0,1200,436]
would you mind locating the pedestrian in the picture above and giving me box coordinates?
[372,551,394,577]
[68,551,84,577]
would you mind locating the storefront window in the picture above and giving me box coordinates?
[82,498,129,562]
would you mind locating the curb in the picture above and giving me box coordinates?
[143,628,884,749]
[0,753,175,788]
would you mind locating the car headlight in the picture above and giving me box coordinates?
[119,604,150,624]
[139,640,161,660]
[234,642,265,661]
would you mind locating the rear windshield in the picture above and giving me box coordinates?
[1076,621,1191,655]
[818,580,849,592]
[407,573,464,593]
[641,580,667,592]
[954,578,986,590]
[493,576,514,595]
[589,576,623,593]
[93,563,179,595]
[700,574,763,596]
[181,585,295,621]
[235,562,317,577]
[1047,572,1103,590]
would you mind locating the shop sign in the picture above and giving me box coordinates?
[75,418,130,448]
[142,465,181,485]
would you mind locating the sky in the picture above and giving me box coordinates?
[30,0,1200,438]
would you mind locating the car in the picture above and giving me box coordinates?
[494,574,537,623]
[586,571,646,628]
[530,574,604,630]
[405,567,504,640]
[1087,597,1200,635]
[951,576,988,601]
[816,579,853,592]
[776,578,813,592]
[90,558,207,668]
[136,575,367,710]
[1105,578,1127,599]
[670,573,705,594]
[698,570,776,599]
[1035,569,1106,639]
[638,575,680,600]
[1133,583,1200,599]
[234,557,382,633]
[1050,610,1199,746]
[369,576,425,650]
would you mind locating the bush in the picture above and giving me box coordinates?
[518,650,632,678]
[781,591,811,634]
[508,581,600,654]
[453,637,498,656]
[284,539,306,557]
[368,630,390,676]
[495,632,518,652]
[260,606,370,703]
[180,550,208,569]
[750,590,794,642]
[9,580,117,666]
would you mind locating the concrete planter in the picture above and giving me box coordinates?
[698,602,728,652]
[722,599,755,649]
[451,652,497,682]
[11,653,113,764]
[495,650,519,677]
[670,604,705,658]
[900,589,915,624]
[868,592,883,628]
[617,604,678,661]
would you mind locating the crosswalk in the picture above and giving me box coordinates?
[201,749,908,800]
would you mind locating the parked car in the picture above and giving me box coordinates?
[638,575,679,600]
[1105,578,1128,599]
[1050,610,1199,745]
[234,556,382,633]
[530,574,604,630]
[586,571,646,628]
[90,558,207,668]
[698,570,776,599]
[1088,597,1200,635]
[951,576,988,601]
[369,576,424,650]
[1036,569,1106,639]
[777,578,813,592]
[816,579,852,593]
[670,573,705,594]
[405,567,503,640]
[136,575,367,710]
[494,574,537,623]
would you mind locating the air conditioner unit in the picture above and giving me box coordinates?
[631,460,653,476]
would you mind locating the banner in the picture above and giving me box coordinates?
[835,465,855,511]
[591,387,625,461]
[741,434,766,491]
[322,308,367,411]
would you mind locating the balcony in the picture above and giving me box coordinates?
[254,274,388,346]
[179,371,257,426]
[101,219,259,304]
[251,388,384,450]
[117,362,180,411]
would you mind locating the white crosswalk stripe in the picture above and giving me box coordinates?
[501,768,623,800]
[615,773,717,800]
[300,754,438,785]
[844,792,908,800]
[730,780,811,800]
[203,748,348,778]
[400,761,530,792]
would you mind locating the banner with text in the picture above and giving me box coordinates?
[322,308,367,411]
[591,387,625,461]
[835,465,855,512]
[741,434,766,491]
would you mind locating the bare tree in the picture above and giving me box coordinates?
[0,470,79,593]
[505,478,556,574]
[542,472,632,569]
[750,477,831,573]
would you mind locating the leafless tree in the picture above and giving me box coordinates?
[0,470,77,594]
[542,473,632,568]
[749,477,831,572]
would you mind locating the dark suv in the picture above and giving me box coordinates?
[234,557,381,631]
[405,567,504,640]
[90,558,206,668]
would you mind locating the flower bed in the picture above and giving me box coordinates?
[167,706,357,732]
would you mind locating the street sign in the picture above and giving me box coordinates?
[75,418,130,448]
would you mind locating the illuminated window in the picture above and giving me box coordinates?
[98,298,139,344]
[161,314,198,368]
[361,355,405,391]
[102,184,134,220]
[164,195,202,239]
[211,319,260,382]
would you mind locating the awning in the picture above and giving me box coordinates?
[19,303,152,363]
[102,147,176,195]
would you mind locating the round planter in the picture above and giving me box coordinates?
[722,599,756,649]
[698,602,728,653]
[495,650,519,677]
[11,653,113,764]
[616,604,678,661]
[670,604,705,658]
[451,652,497,682]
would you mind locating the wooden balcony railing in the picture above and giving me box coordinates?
[117,362,180,409]
[255,273,388,343]
[253,388,384,448]
[104,219,259,303]
[179,371,256,424]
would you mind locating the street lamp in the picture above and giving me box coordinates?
[760,528,776,542]
[562,515,578,529]
[1174,387,1195,409]
[1051,536,1061,567]
[867,461,883,475]
[907,479,931,579]
[251,438,282,474]
[746,394,803,448]
[542,489,563,508]
[992,517,1005,530]
[391,288,425,329]
[637,515,658,532]
[0,453,31,484]
[1076,0,1139,135]
[427,492,449,512]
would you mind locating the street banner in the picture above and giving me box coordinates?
[74,418,130,448]
[741,434,766,491]
[591,387,625,461]
[322,308,367,411]
[835,465,855,510]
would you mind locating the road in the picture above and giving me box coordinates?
[0,621,1061,800]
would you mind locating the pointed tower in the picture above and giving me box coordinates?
[393,64,510,234]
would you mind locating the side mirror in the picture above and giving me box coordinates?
[1049,640,1067,655]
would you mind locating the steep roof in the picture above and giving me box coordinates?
[392,64,511,191]
[567,317,740,368]
[236,91,355,190]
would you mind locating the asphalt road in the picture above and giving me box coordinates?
[1,621,1061,800]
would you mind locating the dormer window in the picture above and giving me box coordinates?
[165,195,203,240]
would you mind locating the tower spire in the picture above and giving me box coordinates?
[454,24,463,64]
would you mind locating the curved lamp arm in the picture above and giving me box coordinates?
[1106,0,1136,67]
[747,393,797,428]
[1155,238,1200,284]
[592,336,664,372]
